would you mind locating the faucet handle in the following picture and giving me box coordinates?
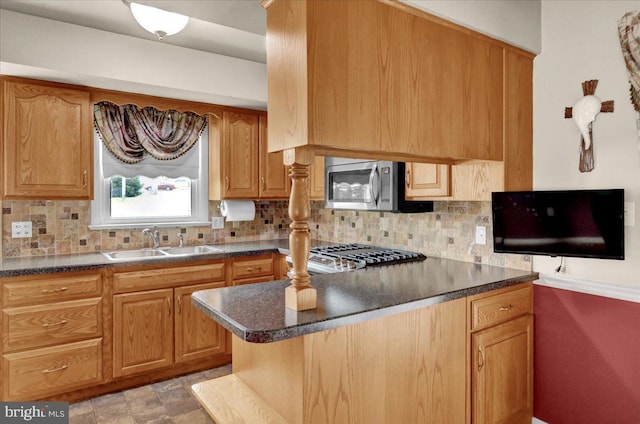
[177,233,184,248]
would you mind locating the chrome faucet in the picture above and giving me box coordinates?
[177,233,184,248]
[142,226,160,249]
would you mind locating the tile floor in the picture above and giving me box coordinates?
[69,364,231,424]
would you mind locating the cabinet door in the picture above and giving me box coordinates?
[405,163,450,198]
[175,282,227,364]
[504,50,533,191]
[259,114,290,199]
[2,79,92,199]
[472,314,533,424]
[222,111,260,198]
[309,155,325,200]
[113,289,174,377]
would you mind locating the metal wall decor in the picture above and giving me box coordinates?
[564,80,614,172]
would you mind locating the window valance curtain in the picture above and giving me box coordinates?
[94,101,207,164]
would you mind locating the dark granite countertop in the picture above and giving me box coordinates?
[192,258,538,343]
[0,240,296,277]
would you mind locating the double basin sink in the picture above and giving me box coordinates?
[101,245,223,261]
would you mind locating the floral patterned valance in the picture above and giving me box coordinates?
[94,101,207,164]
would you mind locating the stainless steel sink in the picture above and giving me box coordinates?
[101,245,223,261]
[163,245,224,256]
[101,249,170,261]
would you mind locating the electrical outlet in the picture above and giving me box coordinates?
[624,202,635,227]
[475,225,487,245]
[211,216,225,229]
[12,221,33,238]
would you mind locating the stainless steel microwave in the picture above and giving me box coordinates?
[324,157,434,212]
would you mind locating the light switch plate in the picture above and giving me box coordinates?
[211,216,225,229]
[12,221,33,238]
[624,202,635,227]
[475,225,487,245]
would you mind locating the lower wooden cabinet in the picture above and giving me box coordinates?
[113,289,174,378]
[3,338,102,401]
[0,270,103,401]
[175,282,227,363]
[469,283,534,424]
[472,314,533,424]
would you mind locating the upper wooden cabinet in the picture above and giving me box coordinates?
[405,163,451,198]
[209,111,290,200]
[405,49,534,201]
[263,0,504,163]
[309,155,325,201]
[1,77,93,200]
[259,115,290,199]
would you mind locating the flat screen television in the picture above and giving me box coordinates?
[492,189,625,260]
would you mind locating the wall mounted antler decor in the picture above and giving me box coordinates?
[618,10,640,151]
[564,80,614,172]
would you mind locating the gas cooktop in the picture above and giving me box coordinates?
[310,243,426,266]
[285,243,426,275]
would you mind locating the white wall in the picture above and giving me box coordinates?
[402,0,541,53]
[534,1,640,288]
[0,10,267,109]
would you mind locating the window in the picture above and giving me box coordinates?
[90,126,209,229]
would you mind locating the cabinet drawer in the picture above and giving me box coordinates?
[2,272,101,307]
[232,274,276,286]
[2,338,102,401]
[2,298,102,352]
[470,285,532,332]
[114,262,225,293]
[231,256,274,280]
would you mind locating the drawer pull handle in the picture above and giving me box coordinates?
[42,320,68,328]
[478,346,485,372]
[177,296,182,314]
[225,176,230,190]
[246,267,261,272]
[167,297,171,316]
[82,170,88,188]
[42,287,68,294]
[499,304,514,312]
[43,364,68,374]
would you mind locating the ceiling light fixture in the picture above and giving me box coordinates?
[126,1,189,40]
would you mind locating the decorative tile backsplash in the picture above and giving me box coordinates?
[1,199,531,271]
[1,200,290,257]
[309,201,532,271]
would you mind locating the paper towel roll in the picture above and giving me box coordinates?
[220,200,255,222]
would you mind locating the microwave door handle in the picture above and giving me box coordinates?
[369,164,379,202]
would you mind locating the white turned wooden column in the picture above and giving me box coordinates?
[283,148,316,311]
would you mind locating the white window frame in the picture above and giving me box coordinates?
[89,127,210,230]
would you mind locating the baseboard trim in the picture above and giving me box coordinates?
[536,273,640,304]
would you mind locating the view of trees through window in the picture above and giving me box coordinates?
[110,176,192,218]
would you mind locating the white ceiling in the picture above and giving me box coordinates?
[0,0,267,63]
